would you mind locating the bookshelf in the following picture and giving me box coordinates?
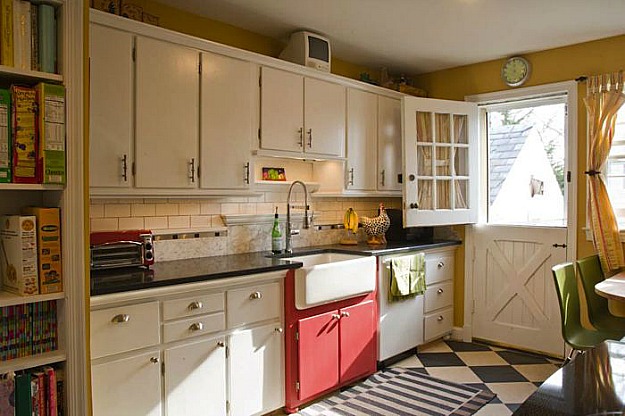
[0,1,86,415]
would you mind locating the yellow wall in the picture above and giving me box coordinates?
[414,34,625,326]
[126,0,379,81]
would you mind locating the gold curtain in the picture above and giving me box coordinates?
[585,72,625,273]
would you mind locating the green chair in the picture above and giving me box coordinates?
[576,255,625,334]
[552,263,624,363]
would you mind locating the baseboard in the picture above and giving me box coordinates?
[451,326,471,342]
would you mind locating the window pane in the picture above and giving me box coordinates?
[607,108,625,227]
[416,112,432,143]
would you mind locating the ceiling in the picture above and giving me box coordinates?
[158,0,625,76]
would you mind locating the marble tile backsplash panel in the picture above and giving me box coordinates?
[91,194,401,261]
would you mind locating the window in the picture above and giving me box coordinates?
[606,106,625,228]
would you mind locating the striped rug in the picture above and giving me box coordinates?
[299,368,496,416]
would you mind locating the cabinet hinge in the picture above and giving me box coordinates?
[199,59,202,74]
[295,381,300,391]
[566,171,571,183]
[132,46,136,62]
[259,74,262,87]
[472,299,476,314]
[295,331,299,341]
[131,161,136,176]
[161,361,165,376]
[226,346,230,359]
[197,164,201,179]
[226,400,230,413]
[258,128,261,144]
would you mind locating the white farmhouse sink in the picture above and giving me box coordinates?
[289,253,377,310]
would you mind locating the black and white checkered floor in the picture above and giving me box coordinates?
[389,339,562,415]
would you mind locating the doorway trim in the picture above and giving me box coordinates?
[461,81,578,341]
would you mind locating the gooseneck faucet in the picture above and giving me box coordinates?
[285,180,310,253]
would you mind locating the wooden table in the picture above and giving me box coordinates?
[595,270,625,317]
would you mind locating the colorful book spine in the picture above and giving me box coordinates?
[10,85,37,183]
[36,83,65,184]
[29,3,37,71]
[12,0,30,71]
[44,367,56,416]
[37,4,54,73]
[0,0,13,67]
[30,371,45,416]
[0,88,11,182]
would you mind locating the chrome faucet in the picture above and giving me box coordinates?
[285,180,310,253]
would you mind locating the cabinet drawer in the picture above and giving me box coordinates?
[162,292,224,321]
[227,282,281,328]
[425,253,454,285]
[424,307,453,342]
[424,281,453,313]
[91,301,160,359]
[163,312,226,343]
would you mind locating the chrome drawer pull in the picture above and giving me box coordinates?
[275,327,283,333]
[437,261,445,269]
[189,322,204,332]
[340,311,350,318]
[249,291,262,300]
[111,314,130,323]
[217,341,225,348]
[331,314,341,320]
[437,315,444,322]
[188,301,203,311]
[437,288,444,294]
[150,357,159,364]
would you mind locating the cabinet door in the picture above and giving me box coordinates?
[260,67,304,153]
[135,36,199,188]
[229,323,284,416]
[164,336,227,416]
[89,24,133,188]
[297,311,339,401]
[304,78,345,157]
[91,350,162,416]
[200,53,255,189]
[403,97,478,226]
[346,89,377,190]
[339,300,376,382]
[378,96,402,191]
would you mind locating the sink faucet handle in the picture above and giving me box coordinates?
[290,229,300,236]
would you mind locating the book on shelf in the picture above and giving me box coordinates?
[10,85,38,184]
[29,4,37,72]
[21,207,62,294]
[0,373,15,415]
[0,0,13,67]
[0,301,58,361]
[35,83,65,185]
[14,372,30,416]
[43,366,56,416]
[12,0,31,71]
[30,370,44,416]
[37,3,55,74]
[0,88,9,183]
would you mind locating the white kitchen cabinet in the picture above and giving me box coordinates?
[90,271,285,416]
[135,36,199,189]
[200,52,256,189]
[89,23,133,188]
[164,336,227,416]
[229,323,284,416]
[346,88,377,191]
[91,349,163,416]
[403,96,478,226]
[377,96,402,191]
[260,66,345,158]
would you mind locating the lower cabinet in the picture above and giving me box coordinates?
[91,349,163,416]
[297,300,376,403]
[90,272,285,416]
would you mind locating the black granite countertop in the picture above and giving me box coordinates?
[90,239,461,296]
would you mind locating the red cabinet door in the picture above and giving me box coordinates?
[297,310,340,401]
[339,300,376,382]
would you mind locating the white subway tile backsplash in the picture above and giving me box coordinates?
[155,203,179,216]
[179,203,201,215]
[145,216,169,230]
[91,218,119,231]
[131,203,156,217]
[220,203,240,215]
[168,216,191,228]
[200,202,220,215]
[190,215,212,228]
[104,204,131,218]
[90,204,104,218]
[118,217,145,230]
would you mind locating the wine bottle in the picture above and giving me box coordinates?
[271,207,282,254]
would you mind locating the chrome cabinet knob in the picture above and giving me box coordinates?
[249,291,262,300]
[437,288,444,294]
[437,315,444,322]
[217,341,225,348]
[111,314,130,323]
[189,322,204,332]
[340,311,350,318]
[275,327,283,333]
[437,261,445,269]
[331,314,341,320]
[150,357,159,364]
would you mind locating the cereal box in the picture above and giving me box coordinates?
[22,207,62,294]
[0,215,39,296]
[36,83,65,185]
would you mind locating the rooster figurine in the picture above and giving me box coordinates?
[360,203,390,245]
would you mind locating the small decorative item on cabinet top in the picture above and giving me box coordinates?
[91,0,121,14]
[262,167,286,181]
[120,0,143,21]
[360,203,390,245]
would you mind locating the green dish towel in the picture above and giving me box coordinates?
[389,253,426,302]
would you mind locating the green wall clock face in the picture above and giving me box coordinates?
[501,56,531,87]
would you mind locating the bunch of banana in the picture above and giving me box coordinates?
[343,208,359,234]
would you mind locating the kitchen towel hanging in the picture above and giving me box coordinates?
[389,253,426,302]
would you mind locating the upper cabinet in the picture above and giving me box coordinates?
[260,67,345,158]
[346,88,377,191]
[402,97,478,226]
[135,37,200,189]
[200,52,256,190]
[377,96,402,192]
[89,24,133,188]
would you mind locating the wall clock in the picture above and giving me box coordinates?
[501,56,530,87]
